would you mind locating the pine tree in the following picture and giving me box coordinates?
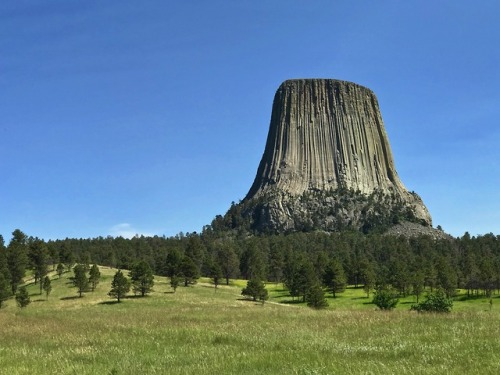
[15,285,30,308]
[0,273,10,308]
[217,244,239,285]
[73,264,88,297]
[170,275,179,293]
[108,270,130,302]
[28,238,48,291]
[7,229,28,294]
[180,256,199,287]
[306,283,329,309]
[42,276,52,299]
[56,263,65,279]
[88,264,101,292]
[209,261,222,289]
[129,261,154,297]
[323,258,347,298]
[241,278,268,303]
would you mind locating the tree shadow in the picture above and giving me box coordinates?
[281,299,304,305]
[98,300,121,305]
[60,295,82,301]
[164,291,175,294]
[32,298,46,303]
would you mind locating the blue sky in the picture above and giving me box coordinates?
[1,1,499,240]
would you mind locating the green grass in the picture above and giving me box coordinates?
[1,268,500,374]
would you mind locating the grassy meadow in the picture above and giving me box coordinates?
[1,267,500,374]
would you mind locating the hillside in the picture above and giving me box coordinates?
[1,266,500,374]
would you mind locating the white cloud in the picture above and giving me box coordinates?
[109,223,154,239]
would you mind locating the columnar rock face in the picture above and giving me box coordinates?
[238,79,432,233]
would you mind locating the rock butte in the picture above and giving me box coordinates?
[242,79,432,233]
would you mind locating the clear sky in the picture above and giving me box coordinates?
[1,1,499,240]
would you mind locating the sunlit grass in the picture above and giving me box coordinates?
[0,267,499,374]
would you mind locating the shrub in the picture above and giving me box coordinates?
[372,288,399,310]
[15,286,30,308]
[411,290,453,313]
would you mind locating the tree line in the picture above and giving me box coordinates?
[1,228,500,308]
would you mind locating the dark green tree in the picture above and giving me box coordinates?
[436,257,457,298]
[28,238,48,290]
[165,248,182,278]
[0,273,10,308]
[240,241,267,280]
[241,278,268,302]
[15,285,30,308]
[108,270,130,302]
[59,243,75,271]
[296,258,319,302]
[170,275,180,293]
[479,256,496,297]
[180,256,199,287]
[88,264,101,292]
[268,241,285,283]
[73,264,88,297]
[42,276,52,299]
[209,260,222,289]
[130,261,154,297]
[216,244,239,285]
[390,258,411,297]
[7,229,28,294]
[412,270,425,303]
[323,258,347,298]
[282,252,303,300]
[360,259,376,298]
[0,238,11,307]
[56,263,65,279]
[306,283,329,309]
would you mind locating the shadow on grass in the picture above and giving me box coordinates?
[456,294,494,302]
[98,300,121,305]
[281,299,304,305]
[32,298,46,303]
[60,295,82,301]
[237,298,267,306]
[164,291,175,294]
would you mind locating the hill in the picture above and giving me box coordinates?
[1,266,500,374]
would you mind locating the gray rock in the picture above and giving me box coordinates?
[240,79,432,233]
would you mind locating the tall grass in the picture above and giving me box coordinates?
[0,267,499,374]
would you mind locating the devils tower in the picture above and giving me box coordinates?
[218,79,432,234]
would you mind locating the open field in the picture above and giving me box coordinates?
[1,267,500,374]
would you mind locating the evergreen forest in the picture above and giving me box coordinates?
[1,225,499,307]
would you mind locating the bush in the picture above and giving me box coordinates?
[411,290,453,313]
[306,283,329,309]
[372,288,399,310]
[15,286,31,308]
